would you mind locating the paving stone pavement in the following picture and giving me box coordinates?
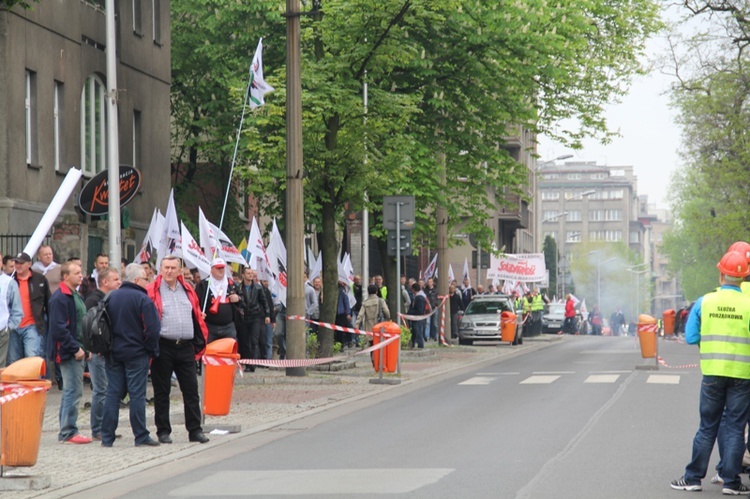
[0,337,556,498]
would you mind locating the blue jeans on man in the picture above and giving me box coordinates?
[265,322,274,359]
[682,375,750,490]
[429,313,438,341]
[101,354,151,446]
[412,319,425,349]
[8,324,42,365]
[58,357,85,441]
[275,308,286,359]
[88,354,108,439]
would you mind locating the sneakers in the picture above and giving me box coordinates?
[723,483,750,495]
[671,477,702,491]
[713,474,725,485]
[65,434,92,445]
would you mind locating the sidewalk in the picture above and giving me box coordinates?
[1,336,558,498]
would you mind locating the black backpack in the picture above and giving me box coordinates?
[81,296,113,355]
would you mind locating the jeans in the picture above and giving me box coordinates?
[245,317,265,360]
[684,375,750,489]
[102,354,151,445]
[412,319,425,349]
[58,357,84,441]
[0,327,9,367]
[8,324,42,365]
[275,308,286,359]
[429,313,438,340]
[265,323,274,359]
[88,354,108,438]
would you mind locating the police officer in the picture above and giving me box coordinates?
[671,251,750,494]
[530,288,547,335]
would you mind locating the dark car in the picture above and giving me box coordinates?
[543,303,565,334]
[458,295,521,345]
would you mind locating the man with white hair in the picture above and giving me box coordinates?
[32,245,61,294]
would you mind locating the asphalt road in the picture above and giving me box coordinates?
[79,336,711,498]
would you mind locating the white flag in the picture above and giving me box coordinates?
[448,264,455,283]
[423,253,438,280]
[249,38,274,109]
[198,208,221,262]
[267,220,287,307]
[181,222,210,279]
[462,257,470,288]
[157,189,181,269]
[308,250,322,283]
[579,299,588,318]
[206,221,247,265]
[135,208,160,264]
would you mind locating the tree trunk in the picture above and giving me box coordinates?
[318,199,339,357]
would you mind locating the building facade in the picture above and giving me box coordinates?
[0,1,170,268]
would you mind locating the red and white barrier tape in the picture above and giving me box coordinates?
[203,334,400,370]
[657,356,699,369]
[399,295,449,322]
[0,385,49,406]
[438,303,450,346]
[286,316,397,338]
[638,324,658,333]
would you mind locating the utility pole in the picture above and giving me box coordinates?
[105,0,121,267]
[436,151,450,341]
[285,0,305,376]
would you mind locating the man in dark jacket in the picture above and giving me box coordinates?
[9,251,50,364]
[240,268,271,369]
[48,261,90,444]
[424,278,439,341]
[101,264,160,447]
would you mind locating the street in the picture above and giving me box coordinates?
[69,335,711,499]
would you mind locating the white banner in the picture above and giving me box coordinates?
[487,253,547,283]
[181,222,210,279]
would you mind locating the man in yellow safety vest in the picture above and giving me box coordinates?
[671,250,750,494]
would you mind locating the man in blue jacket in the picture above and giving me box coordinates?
[47,261,90,444]
[100,263,161,447]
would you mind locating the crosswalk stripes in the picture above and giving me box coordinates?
[458,372,687,386]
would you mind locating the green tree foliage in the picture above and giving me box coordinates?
[662,1,750,300]
[171,0,660,355]
[543,236,558,296]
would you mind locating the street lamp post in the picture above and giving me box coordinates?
[595,256,617,307]
[625,263,649,318]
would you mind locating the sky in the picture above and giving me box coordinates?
[538,17,683,211]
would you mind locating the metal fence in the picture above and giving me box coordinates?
[0,235,51,259]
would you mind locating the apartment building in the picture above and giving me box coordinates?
[0,1,171,267]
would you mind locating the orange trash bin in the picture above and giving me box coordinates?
[372,321,401,373]
[663,309,676,336]
[203,338,240,416]
[638,314,658,358]
[500,311,517,343]
[0,356,51,467]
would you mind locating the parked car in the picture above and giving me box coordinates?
[542,303,565,334]
[458,295,521,345]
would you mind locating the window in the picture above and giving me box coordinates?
[591,230,622,242]
[566,231,581,243]
[610,189,624,200]
[567,173,581,180]
[591,173,606,179]
[25,70,38,165]
[589,210,603,221]
[610,169,625,177]
[152,0,161,44]
[542,210,561,221]
[543,231,557,240]
[133,110,142,170]
[541,191,559,200]
[566,210,581,222]
[542,173,559,180]
[133,0,142,35]
[604,209,622,221]
[630,231,640,243]
[80,74,107,176]
[53,81,63,171]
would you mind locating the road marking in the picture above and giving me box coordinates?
[647,375,680,384]
[580,350,639,354]
[459,376,495,385]
[584,375,620,383]
[476,372,519,376]
[532,371,574,375]
[520,375,560,384]
[169,469,455,496]
[590,370,631,374]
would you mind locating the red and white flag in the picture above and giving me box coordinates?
[181,222,210,279]
[157,189,181,269]
[423,253,438,280]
